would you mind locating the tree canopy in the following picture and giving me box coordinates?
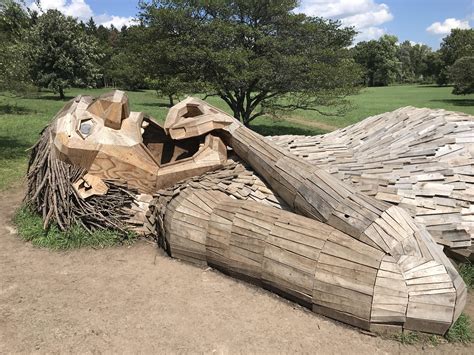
[26,9,103,98]
[139,0,362,125]
[440,29,474,67]
[396,40,431,83]
[352,35,400,87]
[450,56,474,95]
[0,0,34,93]
[1,0,471,108]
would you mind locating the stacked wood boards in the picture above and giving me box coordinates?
[141,160,287,237]
[157,186,465,334]
[158,99,467,334]
[269,107,474,250]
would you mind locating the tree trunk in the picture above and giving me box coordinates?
[168,94,174,107]
[233,110,240,122]
[59,87,65,100]
[231,104,255,127]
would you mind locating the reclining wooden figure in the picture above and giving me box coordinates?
[25,90,467,336]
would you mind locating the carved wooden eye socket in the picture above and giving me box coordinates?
[77,118,94,139]
[80,121,92,135]
[183,104,203,118]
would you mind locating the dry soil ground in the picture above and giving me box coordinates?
[1,187,473,354]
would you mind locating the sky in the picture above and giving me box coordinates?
[28,0,473,49]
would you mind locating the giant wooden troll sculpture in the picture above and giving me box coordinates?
[26,90,467,336]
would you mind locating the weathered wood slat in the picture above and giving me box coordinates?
[269,107,474,252]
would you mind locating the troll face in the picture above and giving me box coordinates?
[51,91,228,195]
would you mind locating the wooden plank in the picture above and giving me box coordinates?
[406,302,454,323]
[265,234,322,263]
[317,253,377,275]
[262,257,315,301]
[316,303,372,330]
[270,224,327,248]
[321,241,381,269]
[314,268,375,297]
[312,288,372,320]
[327,230,384,260]
[317,263,377,286]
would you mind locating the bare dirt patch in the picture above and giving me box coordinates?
[1,187,473,353]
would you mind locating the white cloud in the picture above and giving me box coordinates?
[297,0,393,43]
[29,0,134,28]
[354,26,385,42]
[340,5,392,28]
[426,18,470,35]
[30,0,93,19]
[94,14,135,29]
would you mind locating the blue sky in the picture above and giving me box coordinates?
[374,0,472,47]
[30,0,472,48]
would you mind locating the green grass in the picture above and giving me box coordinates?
[1,85,473,191]
[13,205,136,250]
[393,330,420,345]
[287,85,474,128]
[445,313,474,344]
[391,313,474,345]
[459,262,474,289]
[427,334,443,347]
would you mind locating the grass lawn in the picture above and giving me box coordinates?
[1,84,473,191]
[289,84,474,128]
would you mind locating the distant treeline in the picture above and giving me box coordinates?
[353,32,473,89]
[1,1,472,125]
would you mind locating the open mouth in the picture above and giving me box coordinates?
[141,116,205,166]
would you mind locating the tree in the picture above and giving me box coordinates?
[450,56,474,95]
[106,25,148,90]
[397,41,415,83]
[89,24,119,88]
[108,52,147,90]
[436,29,474,86]
[0,0,34,93]
[440,29,474,67]
[353,35,400,87]
[397,41,432,84]
[422,51,445,85]
[139,0,361,126]
[85,17,97,36]
[409,43,431,81]
[26,9,103,99]
[148,74,196,107]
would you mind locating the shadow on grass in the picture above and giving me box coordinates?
[120,88,147,93]
[34,95,75,101]
[250,123,325,136]
[431,99,474,107]
[416,84,451,88]
[0,136,31,159]
[139,102,171,108]
[0,104,35,115]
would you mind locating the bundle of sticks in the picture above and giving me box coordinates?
[25,123,136,236]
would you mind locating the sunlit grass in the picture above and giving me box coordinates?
[14,205,136,250]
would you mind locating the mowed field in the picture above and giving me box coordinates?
[1,84,473,191]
